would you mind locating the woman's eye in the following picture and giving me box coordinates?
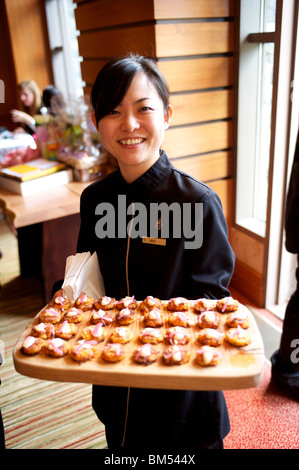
[140,106,152,112]
[109,109,119,115]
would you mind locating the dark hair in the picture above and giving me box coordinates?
[91,54,170,125]
[42,85,65,113]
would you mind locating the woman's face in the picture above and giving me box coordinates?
[20,87,35,108]
[93,72,172,182]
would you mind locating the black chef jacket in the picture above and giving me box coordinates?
[77,150,235,451]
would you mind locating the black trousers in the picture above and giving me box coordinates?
[271,255,299,399]
[0,409,5,449]
[92,385,229,451]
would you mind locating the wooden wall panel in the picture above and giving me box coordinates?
[77,25,156,59]
[0,1,18,129]
[154,0,234,18]
[75,0,154,31]
[231,260,265,307]
[81,56,234,91]
[230,227,264,274]
[4,0,53,90]
[155,22,234,57]
[172,151,232,183]
[208,178,232,223]
[170,90,233,126]
[163,121,232,158]
[158,57,234,92]
[80,60,109,88]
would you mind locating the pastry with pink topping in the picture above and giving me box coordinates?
[226,310,250,329]
[167,297,189,311]
[55,320,78,340]
[164,326,191,345]
[162,345,190,365]
[94,296,116,310]
[168,311,191,328]
[139,296,161,312]
[109,326,133,344]
[21,336,44,355]
[31,322,55,340]
[225,326,251,347]
[74,292,94,311]
[143,308,164,327]
[133,344,160,365]
[115,307,136,325]
[102,343,126,362]
[139,327,164,344]
[90,309,114,326]
[63,307,84,323]
[48,295,72,312]
[194,298,217,313]
[197,328,224,347]
[116,296,137,310]
[39,307,62,324]
[195,346,222,366]
[197,310,220,329]
[81,323,106,342]
[216,296,239,313]
[70,340,98,362]
[43,338,69,357]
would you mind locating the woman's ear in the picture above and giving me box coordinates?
[164,104,173,129]
[91,111,98,130]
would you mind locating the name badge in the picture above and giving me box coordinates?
[142,237,166,246]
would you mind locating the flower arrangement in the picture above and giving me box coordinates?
[1,95,117,181]
[35,96,111,181]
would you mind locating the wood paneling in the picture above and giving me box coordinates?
[154,0,234,18]
[0,1,18,129]
[170,90,233,126]
[231,260,265,307]
[209,178,232,223]
[74,0,234,220]
[230,227,264,275]
[4,0,53,89]
[158,57,234,92]
[78,25,156,59]
[155,22,234,57]
[75,0,154,31]
[173,151,232,182]
[80,58,234,94]
[163,121,232,158]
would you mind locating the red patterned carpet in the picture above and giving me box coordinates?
[224,363,299,449]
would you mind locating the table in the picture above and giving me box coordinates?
[0,181,90,302]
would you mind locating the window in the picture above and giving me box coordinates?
[235,0,276,237]
[44,0,84,100]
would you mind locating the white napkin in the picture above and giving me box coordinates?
[62,251,106,300]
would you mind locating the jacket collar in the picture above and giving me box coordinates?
[117,150,173,195]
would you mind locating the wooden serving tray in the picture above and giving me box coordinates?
[13,301,264,391]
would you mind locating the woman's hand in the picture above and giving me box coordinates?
[10,109,35,128]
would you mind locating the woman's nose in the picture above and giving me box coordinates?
[120,113,140,132]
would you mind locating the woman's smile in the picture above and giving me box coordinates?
[118,137,146,146]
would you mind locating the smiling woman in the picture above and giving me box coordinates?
[91,56,173,183]
[59,53,236,451]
